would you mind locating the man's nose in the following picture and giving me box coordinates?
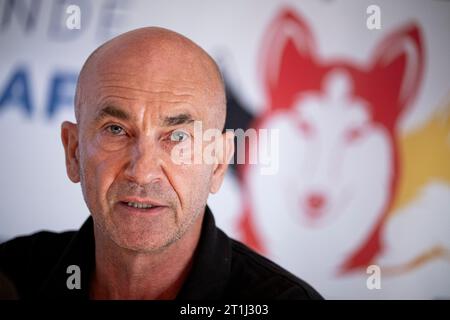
[123,139,164,185]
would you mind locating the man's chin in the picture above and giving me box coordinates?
[110,231,179,254]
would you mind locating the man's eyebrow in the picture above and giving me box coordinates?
[162,113,196,126]
[94,105,131,122]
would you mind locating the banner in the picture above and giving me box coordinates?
[1,0,449,299]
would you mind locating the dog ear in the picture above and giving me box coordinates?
[260,8,321,110]
[360,24,424,126]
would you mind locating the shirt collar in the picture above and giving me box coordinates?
[176,205,231,299]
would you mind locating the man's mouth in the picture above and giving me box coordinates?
[117,198,167,213]
[125,201,155,209]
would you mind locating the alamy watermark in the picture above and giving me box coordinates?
[66,4,81,30]
[366,5,381,30]
[170,121,279,175]
[66,264,81,290]
[366,264,381,290]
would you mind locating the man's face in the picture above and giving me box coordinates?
[63,49,229,252]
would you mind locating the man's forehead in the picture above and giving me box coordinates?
[85,74,206,112]
[88,33,216,91]
[75,27,226,130]
[87,64,212,106]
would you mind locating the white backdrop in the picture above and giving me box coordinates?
[1,0,450,299]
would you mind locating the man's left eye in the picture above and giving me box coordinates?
[170,130,190,142]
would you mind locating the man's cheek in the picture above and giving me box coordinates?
[183,165,213,200]
[171,162,210,182]
[80,151,116,206]
[166,163,203,196]
[96,159,122,199]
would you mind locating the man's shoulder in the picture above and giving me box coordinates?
[0,229,76,259]
[0,230,76,296]
[227,238,323,300]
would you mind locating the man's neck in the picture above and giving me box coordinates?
[90,215,203,300]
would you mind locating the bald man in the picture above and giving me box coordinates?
[0,27,321,300]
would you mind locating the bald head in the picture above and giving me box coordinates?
[75,27,226,131]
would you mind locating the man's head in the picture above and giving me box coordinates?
[61,27,234,252]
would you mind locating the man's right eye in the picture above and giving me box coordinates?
[106,124,125,136]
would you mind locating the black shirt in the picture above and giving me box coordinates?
[0,206,322,299]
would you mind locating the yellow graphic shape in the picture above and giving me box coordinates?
[383,245,450,276]
[383,96,450,274]
[391,97,450,214]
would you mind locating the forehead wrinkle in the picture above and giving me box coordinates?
[98,84,196,101]
[94,105,132,123]
[94,81,209,129]
[97,74,197,89]
[91,95,138,123]
[96,90,201,118]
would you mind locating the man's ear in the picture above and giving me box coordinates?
[61,121,80,183]
[210,130,235,194]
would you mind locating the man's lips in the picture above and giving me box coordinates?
[117,197,167,210]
